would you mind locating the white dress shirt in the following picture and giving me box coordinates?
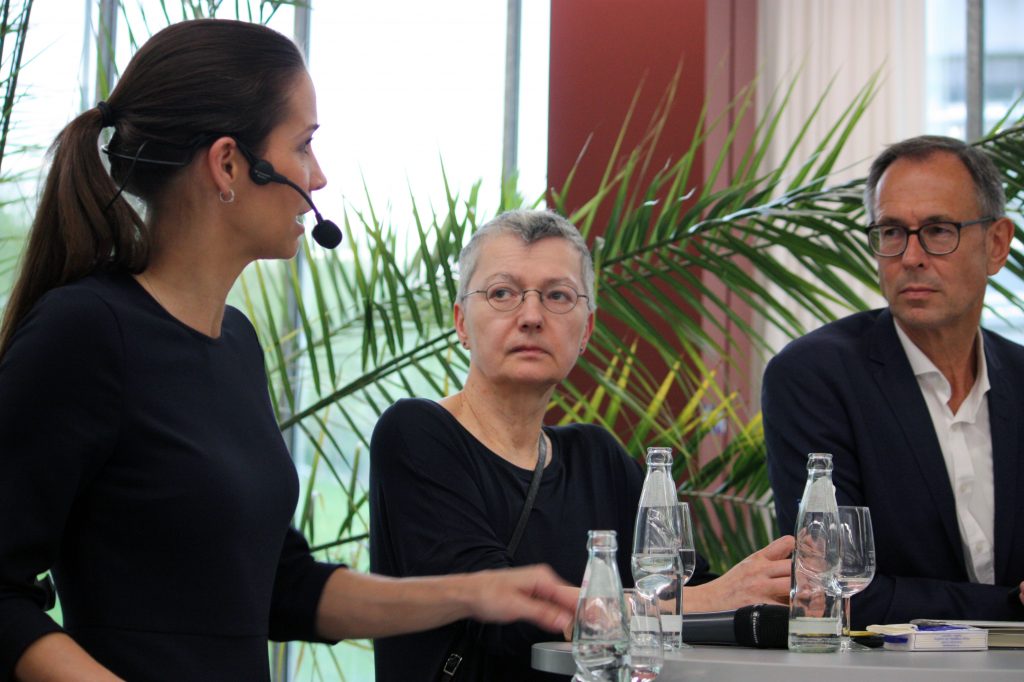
[894,322,995,585]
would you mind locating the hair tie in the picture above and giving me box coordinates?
[96,101,116,128]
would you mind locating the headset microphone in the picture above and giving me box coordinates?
[102,136,343,249]
[241,147,342,250]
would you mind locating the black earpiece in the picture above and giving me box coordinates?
[248,158,283,186]
[235,141,342,249]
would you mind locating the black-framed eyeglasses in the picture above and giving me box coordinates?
[462,283,589,314]
[865,217,995,257]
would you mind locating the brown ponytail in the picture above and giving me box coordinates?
[0,107,148,356]
[0,19,305,358]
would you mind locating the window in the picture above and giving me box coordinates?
[306,1,550,227]
[926,0,1024,342]
[926,0,1024,137]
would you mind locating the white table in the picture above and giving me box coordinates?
[531,641,1024,680]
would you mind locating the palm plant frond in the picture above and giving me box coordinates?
[250,65,1024,598]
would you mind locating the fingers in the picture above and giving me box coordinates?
[757,535,795,561]
[736,537,792,581]
[765,557,793,578]
[514,565,577,610]
[473,565,575,633]
[554,584,581,612]
[520,565,577,630]
[756,539,794,603]
[557,585,580,640]
[765,576,791,605]
[509,593,573,633]
[510,567,573,633]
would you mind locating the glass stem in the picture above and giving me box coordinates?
[679,583,684,642]
[842,596,852,638]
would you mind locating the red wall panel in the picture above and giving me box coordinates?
[547,0,760,442]
[548,0,708,214]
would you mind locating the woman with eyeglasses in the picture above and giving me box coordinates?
[369,209,794,682]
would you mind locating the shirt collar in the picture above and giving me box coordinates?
[893,320,990,420]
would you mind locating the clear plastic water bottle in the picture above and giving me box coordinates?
[631,447,684,650]
[788,452,842,652]
[573,530,629,681]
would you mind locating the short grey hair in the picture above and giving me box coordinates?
[457,209,596,311]
[864,135,1006,222]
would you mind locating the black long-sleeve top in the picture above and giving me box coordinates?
[0,272,339,681]
[369,398,710,681]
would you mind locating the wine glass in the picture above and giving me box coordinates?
[677,502,696,649]
[632,499,685,651]
[624,587,663,681]
[837,505,875,652]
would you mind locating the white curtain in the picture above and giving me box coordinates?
[751,0,927,398]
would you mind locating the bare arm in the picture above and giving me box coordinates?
[13,633,123,682]
[314,565,575,640]
[684,535,794,612]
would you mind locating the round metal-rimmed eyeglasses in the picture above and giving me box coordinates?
[461,283,589,314]
[864,217,995,257]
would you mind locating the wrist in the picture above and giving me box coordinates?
[445,572,481,622]
[683,584,712,613]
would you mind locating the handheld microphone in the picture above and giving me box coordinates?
[682,604,789,649]
[238,143,343,249]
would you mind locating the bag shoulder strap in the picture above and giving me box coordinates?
[438,431,548,681]
[507,432,547,559]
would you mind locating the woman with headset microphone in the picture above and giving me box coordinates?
[0,19,573,682]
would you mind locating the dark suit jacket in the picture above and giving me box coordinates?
[763,308,1024,628]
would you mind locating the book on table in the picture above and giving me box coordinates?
[911,620,1024,649]
[868,623,987,651]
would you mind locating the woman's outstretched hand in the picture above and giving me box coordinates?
[464,565,576,633]
[316,564,576,640]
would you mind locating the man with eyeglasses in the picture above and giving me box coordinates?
[763,135,1024,628]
